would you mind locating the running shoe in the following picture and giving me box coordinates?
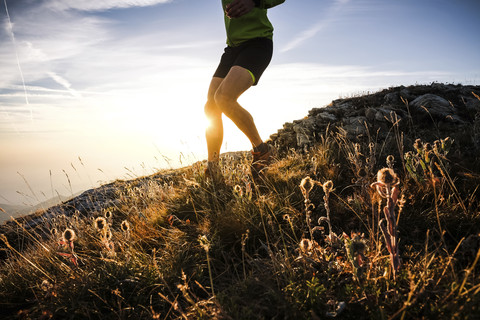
[251,143,275,179]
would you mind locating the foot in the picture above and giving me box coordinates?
[251,143,275,179]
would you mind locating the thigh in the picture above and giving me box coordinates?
[207,77,223,101]
[216,66,253,101]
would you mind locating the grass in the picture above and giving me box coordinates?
[1,124,480,319]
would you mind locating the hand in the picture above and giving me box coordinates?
[225,0,255,19]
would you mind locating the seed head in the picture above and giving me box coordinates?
[442,137,453,152]
[105,229,113,241]
[121,220,130,232]
[413,138,423,151]
[300,176,315,197]
[41,279,53,292]
[95,217,106,231]
[404,151,413,161]
[386,155,395,168]
[104,210,112,219]
[233,185,243,197]
[62,228,76,242]
[377,168,398,185]
[299,238,313,252]
[352,238,367,254]
[322,180,334,193]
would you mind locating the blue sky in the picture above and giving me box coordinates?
[1,0,479,208]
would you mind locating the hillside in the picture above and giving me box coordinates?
[1,83,479,319]
[0,194,74,225]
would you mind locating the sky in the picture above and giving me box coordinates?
[1,0,479,209]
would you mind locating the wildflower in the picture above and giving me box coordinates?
[94,217,106,231]
[376,167,398,185]
[386,155,394,168]
[120,220,130,232]
[442,137,453,152]
[62,228,76,242]
[105,229,113,241]
[371,168,401,278]
[299,238,313,252]
[404,151,413,161]
[413,138,423,152]
[300,176,315,198]
[198,235,211,252]
[233,184,243,197]
[322,180,334,193]
[104,210,113,219]
[41,279,53,292]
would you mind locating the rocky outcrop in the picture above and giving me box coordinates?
[269,83,480,158]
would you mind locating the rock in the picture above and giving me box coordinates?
[384,92,400,104]
[316,112,337,123]
[341,116,368,137]
[365,108,376,122]
[464,96,480,113]
[293,123,312,148]
[410,93,457,119]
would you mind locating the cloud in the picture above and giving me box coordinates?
[280,0,350,53]
[44,0,173,12]
[47,72,81,98]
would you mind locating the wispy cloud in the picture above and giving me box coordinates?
[44,0,173,12]
[47,72,81,98]
[280,0,350,53]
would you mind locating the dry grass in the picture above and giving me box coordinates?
[1,131,479,319]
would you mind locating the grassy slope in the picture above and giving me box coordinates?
[1,91,480,319]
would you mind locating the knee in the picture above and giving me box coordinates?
[204,100,221,120]
[214,88,236,113]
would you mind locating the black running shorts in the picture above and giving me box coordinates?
[213,37,273,86]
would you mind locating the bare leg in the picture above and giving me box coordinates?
[205,77,224,162]
[214,66,263,148]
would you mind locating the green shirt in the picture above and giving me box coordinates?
[222,0,285,47]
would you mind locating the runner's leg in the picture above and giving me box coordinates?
[204,77,224,162]
[214,65,263,148]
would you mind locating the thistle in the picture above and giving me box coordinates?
[344,232,367,280]
[318,180,335,242]
[104,209,113,220]
[300,176,316,238]
[94,217,106,231]
[58,228,78,266]
[121,220,130,232]
[62,228,76,243]
[371,168,401,278]
[199,235,215,296]
[299,238,313,253]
